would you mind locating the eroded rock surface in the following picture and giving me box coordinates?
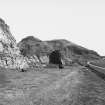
[0,18,42,70]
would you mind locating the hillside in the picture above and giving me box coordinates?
[18,36,101,66]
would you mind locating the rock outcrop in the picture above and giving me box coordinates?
[17,36,52,67]
[0,18,16,45]
[0,18,42,70]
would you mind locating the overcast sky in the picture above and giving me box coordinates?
[0,0,105,55]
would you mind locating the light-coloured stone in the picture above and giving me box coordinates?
[40,56,49,64]
[0,18,42,70]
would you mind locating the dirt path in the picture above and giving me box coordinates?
[0,67,83,104]
[1,66,105,105]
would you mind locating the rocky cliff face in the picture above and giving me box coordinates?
[0,18,23,69]
[0,18,42,70]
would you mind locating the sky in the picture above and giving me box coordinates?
[0,0,105,55]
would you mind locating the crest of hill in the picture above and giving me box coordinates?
[20,36,42,42]
[46,39,76,49]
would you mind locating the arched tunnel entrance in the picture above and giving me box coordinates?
[49,50,64,69]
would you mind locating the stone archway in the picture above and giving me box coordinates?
[49,50,63,68]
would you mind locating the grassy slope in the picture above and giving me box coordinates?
[0,66,105,105]
[89,60,105,68]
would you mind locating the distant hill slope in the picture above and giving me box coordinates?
[18,36,101,66]
[17,36,53,57]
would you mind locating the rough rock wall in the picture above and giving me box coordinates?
[0,18,16,45]
[0,18,25,69]
[0,18,42,70]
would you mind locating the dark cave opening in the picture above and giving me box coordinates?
[49,50,63,69]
